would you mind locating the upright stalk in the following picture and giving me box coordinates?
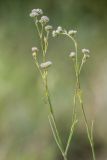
[63,32,96,160]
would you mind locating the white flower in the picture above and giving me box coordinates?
[82,49,90,63]
[52,30,57,37]
[34,9,43,15]
[39,16,49,24]
[29,12,39,17]
[30,8,43,18]
[32,47,38,58]
[40,61,52,69]
[45,25,53,31]
[57,26,63,32]
[69,52,76,58]
[82,48,90,54]
[32,47,38,52]
[68,30,77,36]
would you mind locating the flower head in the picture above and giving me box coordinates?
[57,26,63,33]
[29,12,39,18]
[39,16,49,24]
[40,61,52,69]
[32,47,38,58]
[82,48,90,59]
[82,48,90,54]
[30,8,43,18]
[68,30,77,36]
[32,47,38,52]
[52,30,58,37]
[33,9,43,15]
[45,25,53,31]
[69,52,76,58]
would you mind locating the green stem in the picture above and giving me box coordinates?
[65,119,78,156]
[79,95,96,160]
[48,115,64,155]
[35,21,45,61]
[44,70,65,159]
[77,74,96,160]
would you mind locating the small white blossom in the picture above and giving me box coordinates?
[39,16,49,24]
[68,30,77,36]
[40,61,52,69]
[57,26,63,32]
[32,47,38,58]
[55,30,60,34]
[45,25,53,31]
[69,52,76,58]
[32,8,43,15]
[32,47,38,52]
[30,8,43,18]
[52,30,58,37]
[82,48,90,54]
[30,12,39,17]
[82,49,90,63]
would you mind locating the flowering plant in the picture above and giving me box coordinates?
[30,8,96,160]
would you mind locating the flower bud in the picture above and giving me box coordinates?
[69,52,76,58]
[31,47,38,58]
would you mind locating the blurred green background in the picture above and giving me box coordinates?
[0,0,107,159]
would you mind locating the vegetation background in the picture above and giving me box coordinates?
[0,0,107,159]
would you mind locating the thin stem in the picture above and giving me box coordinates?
[78,94,96,160]
[34,60,43,79]
[76,65,96,160]
[45,74,64,149]
[65,119,78,156]
[62,33,78,76]
[48,115,64,155]
[35,21,45,61]
[65,90,77,155]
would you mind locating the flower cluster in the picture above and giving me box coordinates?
[52,26,77,38]
[30,8,51,27]
[40,61,52,69]
[30,8,43,17]
[69,52,76,58]
[68,30,77,36]
[30,8,53,72]
[52,26,63,37]
[45,25,53,32]
[39,16,49,24]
